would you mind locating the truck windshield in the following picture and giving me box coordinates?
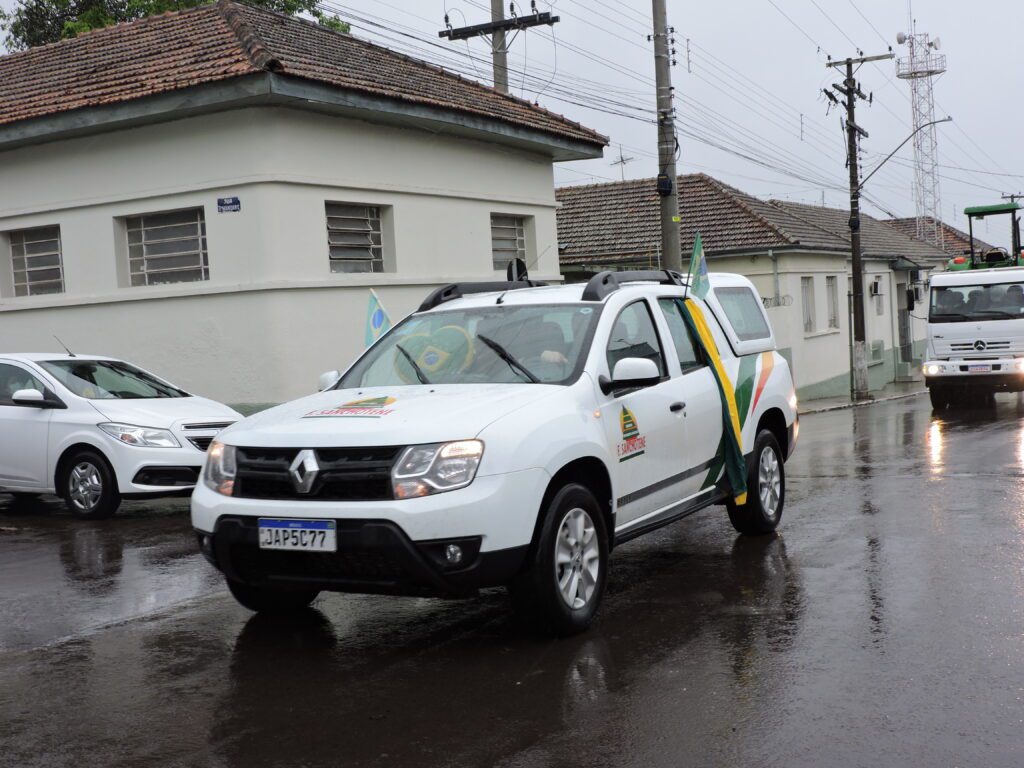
[40,360,189,399]
[340,304,599,387]
[930,282,1024,322]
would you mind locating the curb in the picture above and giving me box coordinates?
[801,389,927,415]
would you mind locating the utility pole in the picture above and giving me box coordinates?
[650,0,681,271]
[439,2,559,94]
[827,51,893,402]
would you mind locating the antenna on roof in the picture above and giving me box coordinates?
[54,335,75,357]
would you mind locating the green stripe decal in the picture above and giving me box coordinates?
[734,355,757,429]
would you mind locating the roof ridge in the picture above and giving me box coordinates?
[698,174,797,245]
[767,199,852,245]
[216,0,281,72]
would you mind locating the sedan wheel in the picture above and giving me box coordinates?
[61,450,121,520]
[69,462,104,513]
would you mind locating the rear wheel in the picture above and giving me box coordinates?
[226,578,320,613]
[726,429,785,536]
[509,483,609,636]
[60,450,121,520]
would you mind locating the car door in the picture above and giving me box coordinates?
[656,298,725,500]
[597,299,688,529]
[0,361,53,488]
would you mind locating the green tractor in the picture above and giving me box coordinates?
[946,201,1024,270]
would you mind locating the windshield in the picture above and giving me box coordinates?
[40,360,189,399]
[340,304,600,388]
[930,282,1024,322]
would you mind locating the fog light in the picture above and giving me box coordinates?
[925,364,941,376]
[445,544,463,565]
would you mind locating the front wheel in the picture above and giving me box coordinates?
[726,429,785,536]
[509,483,609,636]
[929,385,949,410]
[226,578,320,613]
[61,450,121,520]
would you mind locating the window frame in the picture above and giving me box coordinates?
[826,275,839,329]
[604,298,669,381]
[125,207,209,287]
[325,201,386,274]
[801,276,816,334]
[656,297,707,375]
[490,213,528,273]
[9,225,65,298]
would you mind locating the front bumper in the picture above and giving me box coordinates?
[102,439,206,496]
[923,358,1024,390]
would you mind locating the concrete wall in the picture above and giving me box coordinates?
[0,107,561,404]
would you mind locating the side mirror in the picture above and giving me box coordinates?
[12,388,46,407]
[318,370,341,392]
[599,357,662,395]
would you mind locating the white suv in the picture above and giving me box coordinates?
[192,271,798,634]
[0,354,240,518]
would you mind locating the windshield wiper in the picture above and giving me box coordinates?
[930,312,970,321]
[477,334,540,383]
[395,344,431,384]
[972,309,1017,319]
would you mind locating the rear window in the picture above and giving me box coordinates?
[715,287,771,341]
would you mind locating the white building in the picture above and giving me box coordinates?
[556,175,948,400]
[0,0,605,407]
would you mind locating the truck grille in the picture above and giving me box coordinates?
[232,446,402,501]
[949,341,1011,353]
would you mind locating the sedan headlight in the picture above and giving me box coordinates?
[203,441,237,496]
[98,422,180,448]
[392,440,483,499]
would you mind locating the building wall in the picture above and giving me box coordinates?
[0,107,561,404]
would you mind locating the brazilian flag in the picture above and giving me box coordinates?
[679,234,747,505]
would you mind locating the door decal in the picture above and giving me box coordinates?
[617,406,647,462]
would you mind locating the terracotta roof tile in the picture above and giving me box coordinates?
[886,217,993,255]
[0,0,605,147]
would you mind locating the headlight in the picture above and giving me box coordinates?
[392,440,483,498]
[98,422,180,448]
[203,440,237,496]
[924,364,941,376]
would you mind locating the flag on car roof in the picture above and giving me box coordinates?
[685,233,710,300]
[365,289,392,348]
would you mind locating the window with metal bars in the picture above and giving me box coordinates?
[490,214,526,272]
[10,225,64,297]
[801,276,816,334]
[326,202,384,273]
[126,208,208,287]
[826,275,839,329]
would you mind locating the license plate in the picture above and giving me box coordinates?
[258,519,336,552]
[968,364,992,373]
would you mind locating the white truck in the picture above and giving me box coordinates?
[192,270,798,634]
[923,266,1024,409]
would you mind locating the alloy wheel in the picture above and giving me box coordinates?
[554,507,600,610]
[69,462,103,512]
[758,446,781,519]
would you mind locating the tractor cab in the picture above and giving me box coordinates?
[947,201,1024,271]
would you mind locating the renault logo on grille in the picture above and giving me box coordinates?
[974,340,987,351]
[289,450,319,494]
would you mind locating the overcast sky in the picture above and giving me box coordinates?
[3,0,1021,246]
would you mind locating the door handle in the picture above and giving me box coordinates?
[670,402,686,412]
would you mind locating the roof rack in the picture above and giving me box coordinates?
[418,280,548,312]
[580,269,686,302]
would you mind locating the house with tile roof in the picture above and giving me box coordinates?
[886,216,995,260]
[0,0,606,405]
[556,175,948,399]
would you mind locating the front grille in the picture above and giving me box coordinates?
[233,446,403,501]
[188,437,214,452]
[182,421,234,431]
[950,341,1012,352]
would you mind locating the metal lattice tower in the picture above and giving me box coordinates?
[896,25,947,250]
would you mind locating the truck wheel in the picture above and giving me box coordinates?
[929,386,948,410]
[60,450,121,520]
[509,483,609,636]
[726,430,785,536]
[226,578,320,613]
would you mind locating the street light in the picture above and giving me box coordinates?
[859,117,953,190]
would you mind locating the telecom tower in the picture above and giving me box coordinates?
[896,23,947,250]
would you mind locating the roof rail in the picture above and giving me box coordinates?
[418,280,548,312]
[580,269,686,302]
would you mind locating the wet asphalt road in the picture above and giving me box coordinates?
[3,393,1024,767]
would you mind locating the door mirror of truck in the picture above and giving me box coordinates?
[318,370,341,392]
[599,357,662,395]
[11,388,47,407]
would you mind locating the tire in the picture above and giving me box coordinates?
[929,386,948,410]
[509,483,609,636]
[726,429,785,536]
[60,450,121,520]
[226,578,320,613]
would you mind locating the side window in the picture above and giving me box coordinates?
[606,300,666,376]
[0,363,46,405]
[657,298,705,373]
[716,286,772,341]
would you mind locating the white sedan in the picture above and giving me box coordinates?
[0,353,240,519]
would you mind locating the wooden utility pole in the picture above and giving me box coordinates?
[651,0,681,271]
[827,52,893,401]
[439,2,559,95]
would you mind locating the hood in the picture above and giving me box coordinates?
[88,396,242,428]
[930,317,1024,357]
[219,384,562,448]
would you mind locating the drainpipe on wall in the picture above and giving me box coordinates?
[768,249,780,304]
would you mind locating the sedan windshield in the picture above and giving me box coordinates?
[340,304,599,387]
[40,360,188,399]
[930,282,1024,323]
